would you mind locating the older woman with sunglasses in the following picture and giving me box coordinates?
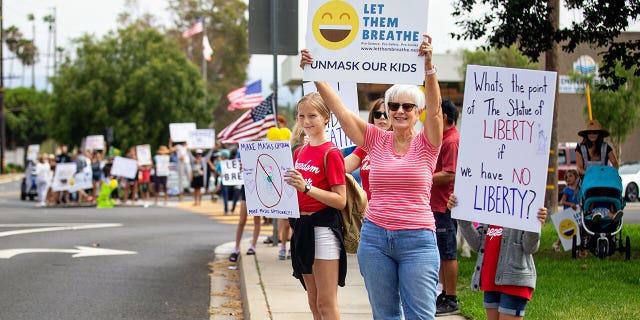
[300,34,443,319]
[344,98,389,200]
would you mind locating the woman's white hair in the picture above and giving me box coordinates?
[384,84,426,113]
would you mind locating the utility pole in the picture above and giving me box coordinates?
[544,0,560,213]
[1,0,6,174]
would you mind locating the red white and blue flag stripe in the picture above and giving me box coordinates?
[226,80,264,110]
[217,94,276,143]
[182,17,204,39]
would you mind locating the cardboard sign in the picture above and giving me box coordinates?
[136,144,152,166]
[451,65,557,233]
[51,163,77,191]
[238,141,300,218]
[169,122,197,142]
[220,159,244,186]
[85,135,105,150]
[303,81,359,149]
[154,155,170,177]
[27,144,40,161]
[69,167,94,192]
[110,156,138,179]
[551,207,582,250]
[303,0,429,84]
[187,129,215,149]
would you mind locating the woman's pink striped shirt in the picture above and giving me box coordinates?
[361,124,440,231]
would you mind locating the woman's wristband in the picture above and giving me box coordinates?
[425,65,437,75]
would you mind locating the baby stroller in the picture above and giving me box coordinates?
[571,165,631,260]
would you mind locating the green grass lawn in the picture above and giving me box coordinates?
[456,224,640,320]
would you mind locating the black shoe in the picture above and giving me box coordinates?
[436,291,446,307]
[229,252,239,262]
[436,298,460,316]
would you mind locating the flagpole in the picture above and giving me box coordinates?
[270,0,280,246]
[271,0,279,123]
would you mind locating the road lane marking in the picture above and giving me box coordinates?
[0,246,137,259]
[0,223,123,238]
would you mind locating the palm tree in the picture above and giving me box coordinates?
[16,39,38,87]
[3,25,23,86]
[27,14,37,89]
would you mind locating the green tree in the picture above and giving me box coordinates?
[4,88,50,148]
[572,63,640,161]
[451,0,639,210]
[451,0,639,90]
[459,45,539,76]
[167,0,251,132]
[49,23,208,150]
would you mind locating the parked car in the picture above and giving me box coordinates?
[557,142,578,197]
[619,162,640,202]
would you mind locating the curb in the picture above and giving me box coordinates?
[239,250,270,320]
[0,173,24,184]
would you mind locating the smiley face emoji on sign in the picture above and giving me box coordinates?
[312,0,359,50]
[558,218,578,240]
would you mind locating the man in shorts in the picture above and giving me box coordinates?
[430,99,461,316]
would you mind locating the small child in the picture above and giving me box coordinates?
[449,194,547,320]
[588,201,623,222]
[553,169,580,251]
[139,164,152,208]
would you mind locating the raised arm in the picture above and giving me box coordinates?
[300,49,368,147]
[344,153,363,173]
[419,35,443,148]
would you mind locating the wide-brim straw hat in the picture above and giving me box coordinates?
[157,145,171,155]
[578,119,610,138]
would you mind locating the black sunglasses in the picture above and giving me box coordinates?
[387,102,418,112]
[373,111,388,119]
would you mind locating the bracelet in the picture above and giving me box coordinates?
[425,65,437,76]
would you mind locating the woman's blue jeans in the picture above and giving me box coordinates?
[357,219,440,319]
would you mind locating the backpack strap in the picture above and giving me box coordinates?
[323,147,339,175]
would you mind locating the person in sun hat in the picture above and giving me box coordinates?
[575,119,619,177]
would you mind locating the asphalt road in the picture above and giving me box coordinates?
[0,180,235,320]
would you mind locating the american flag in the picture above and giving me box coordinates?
[217,94,276,143]
[226,80,264,110]
[182,17,204,39]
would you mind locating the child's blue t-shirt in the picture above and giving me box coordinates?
[562,187,579,209]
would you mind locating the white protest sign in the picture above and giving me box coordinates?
[220,159,244,186]
[451,65,557,233]
[303,0,428,84]
[187,129,215,149]
[136,144,152,166]
[27,144,40,161]
[110,156,139,179]
[551,207,582,250]
[154,155,170,176]
[85,135,105,150]
[238,141,300,219]
[51,163,77,191]
[69,167,93,193]
[303,81,359,149]
[169,122,197,142]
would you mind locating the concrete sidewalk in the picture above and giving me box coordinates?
[220,238,467,319]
